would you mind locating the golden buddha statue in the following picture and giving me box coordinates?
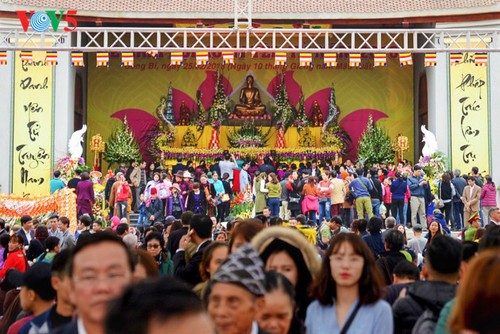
[178,100,191,126]
[234,75,267,117]
[309,100,324,127]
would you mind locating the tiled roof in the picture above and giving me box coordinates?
[1,0,499,17]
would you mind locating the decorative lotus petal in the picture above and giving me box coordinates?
[304,87,331,121]
[198,71,233,111]
[266,71,301,107]
[339,109,388,160]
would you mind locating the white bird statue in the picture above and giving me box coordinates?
[421,125,438,157]
[68,124,87,158]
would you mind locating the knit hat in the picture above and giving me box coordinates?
[468,211,480,223]
[212,243,266,296]
[150,187,158,195]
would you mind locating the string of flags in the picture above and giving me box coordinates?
[0,51,489,68]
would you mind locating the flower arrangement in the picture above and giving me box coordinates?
[227,120,271,148]
[55,156,89,183]
[208,71,230,127]
[293,93,309,131]
[230,192,254,219]
[418,152,448,195]
[104,117,142,166]
[156,147,343,161]
[357,114,395,166]
[272,71,294,130]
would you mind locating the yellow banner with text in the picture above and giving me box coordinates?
[12,51,54,196]
[449,53,489,175]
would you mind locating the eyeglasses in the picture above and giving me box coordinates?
[147,244,161,249]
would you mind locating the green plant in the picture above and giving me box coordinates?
[356,114,395,166]
[104,116,142,166]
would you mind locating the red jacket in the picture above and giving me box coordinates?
[0,249,27,279]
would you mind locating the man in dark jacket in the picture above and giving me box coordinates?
[376,229,408,286]
[392,235,462,334]
[368,169,383,217]
[145,188,163,224]
[451,169,467,230]
[173,214,212,286]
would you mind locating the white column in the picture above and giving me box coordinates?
[53,50,76,163]
[426,52,450,158]
[0,51,13,193]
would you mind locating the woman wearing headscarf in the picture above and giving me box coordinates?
[252,226,321,333]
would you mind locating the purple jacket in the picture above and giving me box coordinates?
[481,183,497,206]
[76,180,95,214]
[166,193,185,216]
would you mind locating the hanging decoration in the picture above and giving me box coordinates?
[0,51,7,65]
[222,52,234,64]
[171,52,183,66]
[424,53,437,67]
[146,50,159,58]
[196,51,209,66]
[121,52,134,67]
[275,52,287,66]
[349,53,361,67]
[450,53,462,65]
[96,52,109,67]
[399,53,413,66]
[71,52,85,67]
[373,53,387,67]
[299,53,313,67]
[20,51,33,64]
[45,51,58,66]
[474,53,488,67]
[323,53,337,67]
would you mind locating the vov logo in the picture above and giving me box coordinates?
[16,10,78,32]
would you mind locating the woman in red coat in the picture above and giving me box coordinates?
[0,234,27,280]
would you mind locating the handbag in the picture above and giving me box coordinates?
[434,198,444,209]
[434,181,444,208]
[221,194,230,203]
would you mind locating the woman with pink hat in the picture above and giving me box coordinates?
[166,183,185,219]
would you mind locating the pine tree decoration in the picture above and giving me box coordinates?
[356,114,395,166]
[273,71,294,129]
[104,116,142,166]
[208,71,229,127]
[165,82,176,125]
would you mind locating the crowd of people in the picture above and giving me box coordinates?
[0,154,497,333]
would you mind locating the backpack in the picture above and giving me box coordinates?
[316,224,331,250]
[411,308,439,334]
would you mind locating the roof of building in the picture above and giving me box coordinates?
[1,0,500,20]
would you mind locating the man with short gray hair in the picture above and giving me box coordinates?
[488,207,500,226]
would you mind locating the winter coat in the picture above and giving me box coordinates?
[481,183,497,206]
[392,281,456,334]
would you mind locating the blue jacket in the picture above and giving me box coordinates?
[390,179,408,201]
[407,175,425,197]
[350,176,372,199]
